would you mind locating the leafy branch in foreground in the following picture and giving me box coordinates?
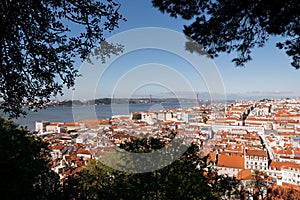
[0,118,61,200]
[0,0,125,117]
[152,0,300,68]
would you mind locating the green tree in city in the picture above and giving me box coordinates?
[152,0,300,68]
[63,138,240,199]
[0,118,62,200]
[0,0,125,117]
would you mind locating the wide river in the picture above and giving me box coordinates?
[6,102,195,131]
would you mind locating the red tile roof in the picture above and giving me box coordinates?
[270,161,300,170]
[246,149,268,157]
[217,154,244,169]
[237,169,253,180]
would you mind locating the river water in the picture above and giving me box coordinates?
[7,102,195,131]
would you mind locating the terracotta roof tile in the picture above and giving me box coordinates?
[269,161,299,170]
[237,169,253,180]
[217,154,244,169]
[246,149,268,157]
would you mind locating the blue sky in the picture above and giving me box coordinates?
[65,0,300,101]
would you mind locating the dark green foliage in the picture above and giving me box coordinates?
[120,137,166,153]
[152,0,300,68]
[63,139,239,199]
[0,118,61,200]
[0,0,125,117]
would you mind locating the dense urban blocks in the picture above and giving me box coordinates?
[31,97,300,199]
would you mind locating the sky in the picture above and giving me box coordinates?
[64,0,300,101]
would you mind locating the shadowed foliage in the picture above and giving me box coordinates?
[0,119,62,200]
[266,185,300,200]
[152,0,300,68]
[63,139,240,199]
[0,0,125,117]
